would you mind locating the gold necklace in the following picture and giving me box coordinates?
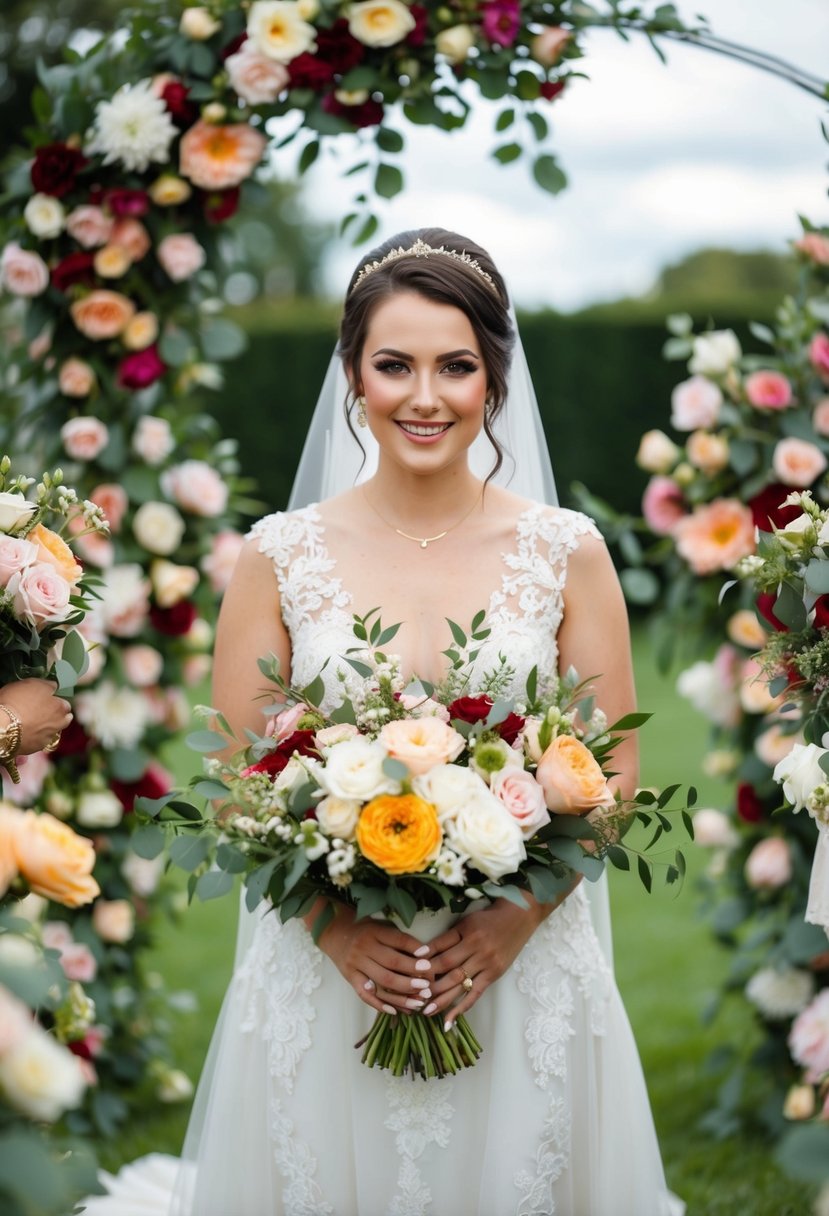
[363,486,482,549]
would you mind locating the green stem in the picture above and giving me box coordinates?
[363,1012,390,1068]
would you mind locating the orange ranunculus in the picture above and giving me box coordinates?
[179,120,267,190]
[28,523,83,586]
[356,793,441,876]
[673,498,755,575]
[535,735,613,815]
[70,290,135,340]
[12,811,100,908]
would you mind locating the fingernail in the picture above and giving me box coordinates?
[420,988,432,1000]
[443,1020,452,1033]
[413,944,430,957]
[415,959,431,971]
[411,978,429,990]
[382,1003,396,1015]
[405,997,424,1010]
[423,1002,437,1015]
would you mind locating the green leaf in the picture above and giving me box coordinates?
[245,858,279,911]
[608,712,651,731]
[637,855,653,893]
[301,673,326,706]
[196,869,234,901]
[352,213,379,245]
[388,884,417,924]
[728,439,758,477]
[53,658,79,695]
[375,163,404,199]
[61,627,87,674]
[169,833,212,872]
[514,70,541,101]
[495,107,515,131]
[805,559,829,594]
[525,665,538,705]
[775,1124,829,1182]
[620,568,659,605]
[607,845,630,871]
[376,127,404,152]
[201,319,248,361]
[526,111,549,141]
[447,618,467,647]
[483,881,529,908]
[311,901,335,944]
[159,325,195,367]
[130,824,165,860]
[186,729,228,752]
[192,778,231,799]
[109,746,150,782]
[216,841,248,873]
[383,757,409,781]
[773,581,807,631]
[298,139,320,174]
[493,142,522,164]
[532,153,567,195]
[657,783,681,808]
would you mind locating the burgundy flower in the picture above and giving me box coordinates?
[289,53,337,91]
[51,251,95,292]
[242,730,319,779]
[203,186,240,224]
[749,483,802,532]
[150,600,197,636]
[52,719,94,756]
[288,19,364,89]
[105,188,151,217]
[540,81,566,101]
[756,592,788,633]
[447,694,525,745]
[406,4,429,47]
[68,1039,94,1061]
[161,81,199,128]
[117,345,166,390]
[31,143,87,198]
[321,93,384,129]
[814,596,829,630]
[220,31,247,61]
[736,782,765,823]
[482,0,521,48]
[111,764,172,813]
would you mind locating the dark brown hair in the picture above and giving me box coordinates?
[338,227,515,479]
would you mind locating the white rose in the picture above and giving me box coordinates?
[692,808,738,849]
[132,415,174,466]
[133,501,186,556]
[435,23,475,63]
[413,764,487,821]
[247,0,317,61]
[774,742,828,812]
[122,850,164,896]
[445,792,526,881]
[24,193,65,238]
[315,723,360,751]
[75,788,124,828]
[0,1023,86,1121]
[150,558,199,607]
[0,491,37,534]
[157,1067,194,1103]
[316,795,361,840]
[320,737,399,801]
[689,329,742,376]
[348,0,416,47]
[636,429,680,474]
[676,660,740,727]
[670,376,722,431]
[179,6,221,39]
[273,756,310,797]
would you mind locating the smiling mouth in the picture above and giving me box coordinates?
[396,422,453,436]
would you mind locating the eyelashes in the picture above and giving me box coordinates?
[372,359,478,376]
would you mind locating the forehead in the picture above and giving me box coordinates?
[363,291,481,355]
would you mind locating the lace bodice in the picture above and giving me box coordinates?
[248,503,600,709]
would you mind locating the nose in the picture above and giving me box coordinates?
[411,372,439,414]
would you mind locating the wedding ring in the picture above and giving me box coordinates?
[43,733,62,753]
[461,971,473,992]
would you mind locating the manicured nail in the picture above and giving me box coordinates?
[419,988,432,1000]
[423,1002,437,1015]
[411,978,429,990]
[415,959,431,972]
[413,944,430,957]
[443,1020,452,1033]
[383,1003,396,1015]
[405,997,424,1010]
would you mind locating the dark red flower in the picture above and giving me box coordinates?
[448,695,525,745]
[749,483,802,532]
[117,345,166,390]
[105,188,151,217]
[150,600,197,636]
[322,92,384,129]
[31,143,87,198]
[317,19,365,74]
[203,186,240,224]
[111,763,173,813]
[756,592,788,633]
[736,782,765,823]
[406,4,429,46]
[220,31,247,61]
[289,52,337,90]
[814,596,829,630]
[540,80,566,101]
[161,81,199,128]
[242,730,319,778]
[52,719,94,755]
[51,251,95,292]
[68,1038,93,1061]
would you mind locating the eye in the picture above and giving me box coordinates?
[442,360,478,375]
[373,358,409,374]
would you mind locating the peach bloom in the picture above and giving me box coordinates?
[670,375,722,431]
[200,529,245,593]
[642,476,686,536]
[28,523,82,585]
[772,437,828,487]
[536,734,613,814]
[740,657,781,715]
[674,499,756,575]
[794,232,829,265]
[744,836,792,890]
[686,430,730,475]
[183,654,211,685]
[70,290,135,340]
[59,941,98,982]
[226,41,290,104]
[110,218,151,263]
[11,812,100,908]
[490,767,550,838]
[0,243,49,296]
[378,718,465,776]
[531,26,570,66]
[65,204,114,249]
[788,989,829,1082]
[122,643,164,687]
[813,399,829,437]
[94,244,131,279]
[179,120,267,190]
[0,535,37,589]
[148,173,192,206]
[727,609,767,651]
[132,415,174,466]
[636,429,679,474]
[755,724,801,768]
[162,460,228,516]
[58,357,96,398]
[122,311,159,351]
[783,1084,816,1120]
[92,898,135,943]
[70,520,113,570]
[744,369,793,410]
[810,333,829,382]
[8,564,71,626]
[60,416,109,461]
[150,559,199,607]
[0,804,20,896]
[347,0,414,48]
[157,233,206,282]
[89,483,128,533]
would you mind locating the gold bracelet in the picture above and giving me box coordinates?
[0,703,22,784]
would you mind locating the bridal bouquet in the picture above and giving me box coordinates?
[141,609,689,1079]
[0,457,108,698]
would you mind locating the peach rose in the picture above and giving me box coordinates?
[58,357,96,399]
[726,609,766,651]
[226,41,290,104]
[65,204,114,249]
[28,523,82,585]
[535,734,613,814]
[157,233,206,283]
[60,416,109,461]
[674,499,755,574]
[744,836,792,890]
[772,437,828,488]
[7,563,72,625]
[531,26,570,66]
[0,535,37,589]
[179,5,221,39]
[132,415,174,466]
[794,232,829,265]
[162,460,228,516]
[0,804,21,896]
[179,120,268,190]
[148,173,192,206]
[122,643,164,687]
[200,529,244,593]
[123,311,159,351]
[670,375,722,431]
[811,333,829,382]
[89,483,128,533]
[636,429,680,474]
[12,812,100,908]
[686,430,729,475]
[69,517,113,569]
[744,370,793,410]
[0,243,49,296]
[70,290,135,340]
[739,657,780,715]
[755,724,801,768]
[150,558,199,607]
[490,767,550,838]
[92,898,135,943]
[813,399,829,437]
[94,244,131,279]
[642,476,686,536]
[378,718,465,776]
[110,218,151,263]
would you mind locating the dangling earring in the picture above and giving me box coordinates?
[356,396,368,428]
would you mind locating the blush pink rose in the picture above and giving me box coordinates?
[89,484,128,533]
[122,644,164,687]
[110,218,151,263]
[200,529,245,593]
[0,242,49,296]
[810,333,829,382]
[226,42,290,104]
[490,767,550,838]
[0,536,37,589]
[132,415,174,466]
[744,370,793,410]
[788,989,829,1082]
[8,563,71,625]
[157,233,206,282]
[813,399,829,437]
[268,702,310,740]
[65,205,114,249]
[531,26,570,66]
[60,416,109,461]
[59,940,98,982]
[670,376,722,431]
[182,654,211,685]
[42,921,73,952]
[642,476,686,536]
[794,233,829,265]
[744,836,792,889]
[70,521,114,570]
[1,749,51,806]
[674,499,756,574]
[58,358,96,398]
[378,718,465,776]
[162,460,228,517]
[772,437,828,487]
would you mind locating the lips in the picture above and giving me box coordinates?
[396,421,452,437]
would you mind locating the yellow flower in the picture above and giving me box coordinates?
[11,810,100,908]
[356,794,441,875]
[28,523,83,585]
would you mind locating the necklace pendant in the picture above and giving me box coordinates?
[420,539,428,549]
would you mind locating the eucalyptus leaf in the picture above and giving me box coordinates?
[169,833,212,872]
[196,869,234,901]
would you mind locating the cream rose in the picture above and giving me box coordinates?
[670,376,722,431]
[123,311,160,351]
[635,429,680,474]
[122,851,164,897]
[315,723,360,751]
[65,204,114,249]
[180,5,221,38]
[444,792,526,881]
[0,492,37,535]
[692,808,738,849]
[150,558,199,607]
[348,0,415,47]
[788,990,829,1082]
[157,233,207,282]
[132,501,186,555]
[0,536,37,589]
[132,415,175,466]
[783,1084,817,1121]
[226,41,290,104]
[247,0,318,61]
[490,767,551,839]
[744,837,792,889]
[316,795,361,840]
[75,788,124,829]
[0,1020,86,1121]
[7,564,71,626]
[772,437,828,488]
[24,193,65,238]
[413,764,487,821]
[535,734,613,813]
[92,898,135,943]
[59,358,96,398]
[686,430,730,475]
[689,329,742,376]
[435,23,475,63]
[148,174,193,206]
[162,460,228,516]
[773,742,828,812]
[378,717,465,776]
[94,244,131,279]
[12,812,100,907]
[320,737,399,801]
[0,243,49,296]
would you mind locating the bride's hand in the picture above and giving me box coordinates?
[316,904,436,1016]
[423,881,581,1029]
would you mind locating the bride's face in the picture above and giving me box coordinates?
[357,291,488,473]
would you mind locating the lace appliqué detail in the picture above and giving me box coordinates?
[513,1097,571,1216]
[384,1075,454,1216]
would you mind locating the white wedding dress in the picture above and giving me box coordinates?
[83,502,683,1216]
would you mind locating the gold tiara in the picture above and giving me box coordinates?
[352,237,498,294]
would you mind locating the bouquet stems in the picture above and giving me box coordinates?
[357,1011,482,1080]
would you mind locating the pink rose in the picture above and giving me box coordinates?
[8,563,72,625]
[744,370,793,410]
[65,205,114,249]
[642,476,686,536]
[92,898,135,944]
[42,921,73,952]
[788,989,829,1082]
[670,376,722,431]
[813,399,829,437]
[739,656,780,715]
[531,26,570,66]
[200,529,245,593]
[0,535,37,589]
[378,718,465,776]
[89,483,128,533]
[226,42,290,104]
[772,437,828,488]
[157,233,207,283]
[0,242,49,296]
[110,217,151,263]
[395,693,450,721]
[794,232,829,266]
[744,836,792,889]
[810,333,829,382]
[132,415,175,466]
[1,749,51,806]
[490,767,550,838]
[60,416,109,461]
[674,499,755,574]
[183,654,211,685]
[58,358,96,398]
[269,702,309,740]
[122,644,164,687]
[60,940,98,982]
[162,460,228,517]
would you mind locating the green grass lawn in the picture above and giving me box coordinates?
[98,626,816,1213]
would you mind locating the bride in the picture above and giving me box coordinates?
[85,228,682,1215]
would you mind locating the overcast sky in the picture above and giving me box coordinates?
[281,1,829,310]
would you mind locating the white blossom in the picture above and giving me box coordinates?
[87,80,176,173]
[745,966,815,1020]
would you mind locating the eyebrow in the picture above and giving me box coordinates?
[370,347,480,361]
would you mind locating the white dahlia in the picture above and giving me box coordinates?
[87,80,177,173]
[745,965,815,1021]
[75,681,151,749]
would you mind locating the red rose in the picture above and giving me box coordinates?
[51,251,95,292]
[814,596,829,630]
[289,52,337,90]
[112,763,173,812]
[242,729,319,778]
[321,93,384,129]
[406,4,429,46]
[118,345,166,390]
[203,186,240,223]
[749,483,802,532]
[105,188,151,217]
[52,719,94,755]
[161,81,199,128]
[150,600,197,636]
[540,81,565,101]
[317,19,365,74]
[68,1039,94,1061]
[448,695,525,744]
[31,143,87,198]
[736,782,764,823]
[756,592,788,633]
